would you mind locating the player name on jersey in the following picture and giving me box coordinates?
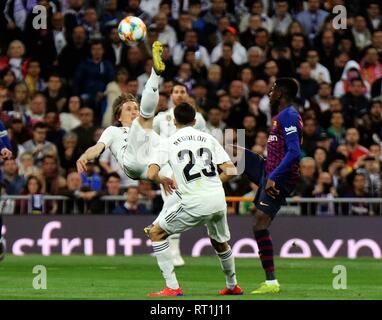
[173,135,207,146]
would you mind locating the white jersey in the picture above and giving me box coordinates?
[98,119,160,180]
[153,107,206,138]
[151,126,231,215]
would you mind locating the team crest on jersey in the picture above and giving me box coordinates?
[273,120,277,128]
[166,115,172,122]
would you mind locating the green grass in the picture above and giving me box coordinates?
[0,255,381,300]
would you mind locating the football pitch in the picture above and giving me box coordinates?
[0,255,381,300]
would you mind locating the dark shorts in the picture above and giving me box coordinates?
[242,148,290,218]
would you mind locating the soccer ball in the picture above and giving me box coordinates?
[118,16,147,44]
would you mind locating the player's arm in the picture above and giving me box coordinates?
[219,161,237,183]
[76,142,105,173]
[267,111,301,196]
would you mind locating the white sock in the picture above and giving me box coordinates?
[266,279,279,285]
[140,68,160,118]
[168,234,181,258]
[152,240,179,289]
[217,247,237,290]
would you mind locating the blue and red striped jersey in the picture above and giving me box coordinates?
[265,106,303,187]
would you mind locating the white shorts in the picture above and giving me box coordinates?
[156,202,231,243]
[122,118,160,180]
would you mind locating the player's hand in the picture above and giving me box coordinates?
[76,156,88,173]
[0,148,12,160]
[159,176,176,195]
[265,179,279,199]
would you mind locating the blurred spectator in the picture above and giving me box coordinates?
[296,0,329,44]
[59,171,88,214]
[18,151,41,179]
[203,0,236,35]
[80,160,102,192]
[361,99,382,146]
[58,25,89,81]
[0,40,28,81]
[58,132,82,175]
[64,0,85,35]
[10,82,29,114]
[59,96,82,132]
[314,147,329,174]
[340,79,369,127]
[26,93,47,125]
[138,180,162,214]
[271,0,293,37]
[290,33,307,69]
[211,26,247,66]
[307,49,331,84]
[153,11,177,51]
[103,66,130,127]
[345,128,369,169]
[73,39,114,117]
[238,182,257,215]
[82,7,101,40]
[104,26,128,67]
[205,106,225,145]
[1,158,25,195]
[72,106,97,152]
[173,29,210,68]
[360,47,382,87]
[327,111,346,148]
[216,43,240,86]
[297,62,319,101]
[41,154,66,196]
[24,60,46,95]
[341,173,371,215]
[43,73,67,112]
[124,46,144,79]
[112,186,150,214]
[22,122,57,166]
[293,157,316,215]
[51,12,66,56]
[17,175,54,215]
[313,171,337,216]
[352,15,372,51]
[90,172,124,214]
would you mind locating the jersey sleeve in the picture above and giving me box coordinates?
[195,112,207,132]
[148,137,169,168]
[97,126,116,149]
[212,136,231,165]
[269,109,302,182]
[153,113,162,134]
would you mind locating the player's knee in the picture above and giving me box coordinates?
[210,238,228,253]
[254,211,271,230]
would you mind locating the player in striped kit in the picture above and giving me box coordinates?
[242,78,303,294]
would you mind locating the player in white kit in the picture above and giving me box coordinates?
[76,41,169,185]
[146,102,243,297]
[151,82,207,267]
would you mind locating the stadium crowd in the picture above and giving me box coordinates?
[0,0,382,216]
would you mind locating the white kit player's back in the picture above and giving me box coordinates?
[160,126,230,215]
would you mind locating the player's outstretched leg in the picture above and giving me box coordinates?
[148,224,183,297]
[211,239,243,295]
[251,212,280,294]
[139,41,165,120]
[0,216,5,261]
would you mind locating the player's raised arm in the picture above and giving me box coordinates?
[76,142,105,173]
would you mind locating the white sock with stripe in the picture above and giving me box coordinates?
[217,247,237,290]
[152,240,179,289]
